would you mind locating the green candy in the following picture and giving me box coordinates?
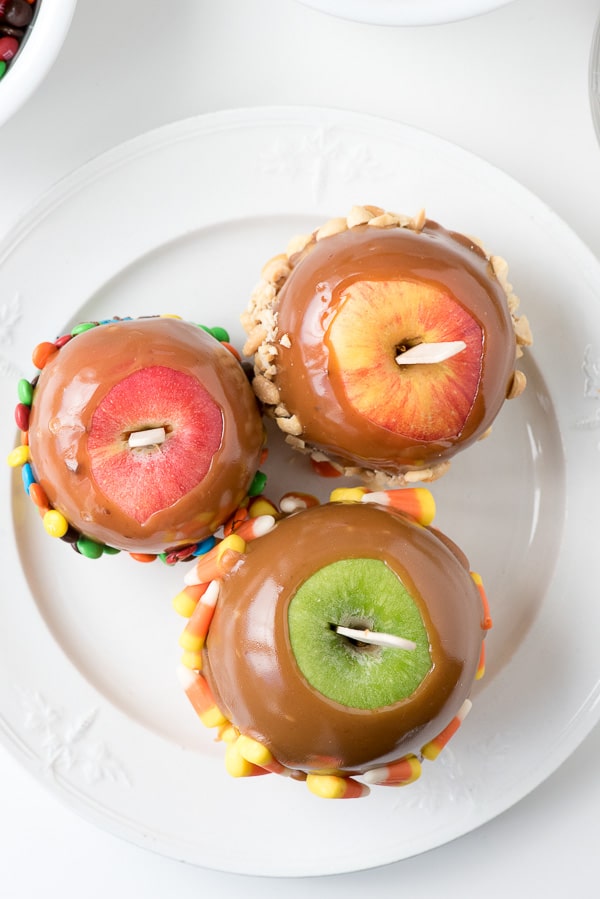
[248,470,267,496]
[209,326,230,343]
[76,536,105,559]
[198,324,231,343]
[71,322,98,336]
[17,378,33,406]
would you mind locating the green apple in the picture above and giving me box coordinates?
[287,558,432,709]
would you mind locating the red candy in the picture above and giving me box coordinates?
[14,402,30,431]
[0,35,18,61]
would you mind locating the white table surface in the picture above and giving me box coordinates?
[1,0,599,895]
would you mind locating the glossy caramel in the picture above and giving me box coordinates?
[28,318,265,552]
[274,222,516,472]
[203,502,484,774]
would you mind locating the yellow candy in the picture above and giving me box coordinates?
[172,589,198,619]
[248,497,278,518]
[178,630,204,653]
[7,445,30,467]
[160,313,182,319]
[306,774,348,799]
[217,723,239,744]
[180,650,203,671]
[200,704,228,729]
[225,741,257,777]
[306,773,369,799]
[237,734,272,767]
[42,509,69,538]
[216,533,246,560]
[329,486,367,504]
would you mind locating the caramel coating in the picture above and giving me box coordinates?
[28,318,265,553]
[272,221,517,473]
[203,502,484,774]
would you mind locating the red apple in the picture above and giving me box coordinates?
[27,317,265,555]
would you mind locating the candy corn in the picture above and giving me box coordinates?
[470,570,493,630]
[183,534,246,586]
[329,486,368,504]
[172,582,210,619]
[361,487,436,526]
[279,492,319,514]
[236,735,289,776]
[225,740,270,778]
[179,580,220,654]
[476,641,486,680]
[362,754,422,786]
[177,666,227,729]
[306,773,370,799]
[421,699,472,761]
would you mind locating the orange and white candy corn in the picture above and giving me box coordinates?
[225,740,271,778]
[421,699,472,761]
[236,735,291,776]
[329,486,368,504]
[184,533,246,586]
[361,487,436,526]
[363,754,422,787]
[228,513,276,543]
[279,491,319,514]
[470,570,493,630]
[172,581,210,618]
[476,641,486,680]
[247,495,278,518]
[179,580,220,656]
[177,665,228,729]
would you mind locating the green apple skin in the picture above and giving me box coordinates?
[202,502,484,775]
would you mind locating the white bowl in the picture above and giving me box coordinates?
[0,0,77,128]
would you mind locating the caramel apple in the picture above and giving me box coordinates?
[242,206,532,485]
[175,488,491,798]
[11,316,266,560]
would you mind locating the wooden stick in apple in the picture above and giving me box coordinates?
[128,426,167,448]
[333,625,417,651]
[395,340,467,365]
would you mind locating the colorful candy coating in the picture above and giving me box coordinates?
[42,510,69,538]
[7,444,29,467]
[76,537,105,559]
[31,341,58,370]
[14,402,29,431]
[17,378,33,406]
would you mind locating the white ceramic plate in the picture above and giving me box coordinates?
[1,107,600,877]
[294,0,515,26]
[589,12,600,146]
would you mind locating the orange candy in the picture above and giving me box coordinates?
[31,341,58,370]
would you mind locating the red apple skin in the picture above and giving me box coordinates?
[273,222,516,473]
[202,502,484,775]
[28,318,265,553]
